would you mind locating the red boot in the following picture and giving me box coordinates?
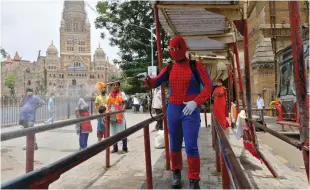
[171,152,183,188]
[187,156,200,189]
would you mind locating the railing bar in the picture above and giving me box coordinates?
[1,110,125,141]
[248,118,307,151]
[213,115,252,189]
[2,114,162,189]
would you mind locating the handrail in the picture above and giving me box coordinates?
[1,114,162,189]
[247,118,309,152]
[212,113,252,189]
[1,110,124,141]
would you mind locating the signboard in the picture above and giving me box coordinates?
[148,66,157,77]
[68,66,86,71]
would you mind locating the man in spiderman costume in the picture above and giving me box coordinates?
[138,36,213,189]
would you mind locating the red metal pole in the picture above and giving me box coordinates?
[213,115,220,173]
[212,114,215,149]
[261,109,265,126]
[230,49,240,114]
[221,150,230,189]
[105,116,110,168]
[243,15,278,178]
[144,125,153,189]
[233,43,246,108]
[288,1,309,180]
[243,18,256,146]
[26,133,35,173]
[228,65,233,110]
[154,5,170,170]
[215,137,220,173]
[204,107,208,128]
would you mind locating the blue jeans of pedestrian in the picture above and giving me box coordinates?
[45,111,55,124]
[79,132,89,149]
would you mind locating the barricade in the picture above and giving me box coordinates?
[1,110,161,189]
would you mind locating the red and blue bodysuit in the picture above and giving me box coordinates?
[144,36,213,188]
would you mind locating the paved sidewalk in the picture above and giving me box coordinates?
[227,128,308,189]
[2,113,308,189]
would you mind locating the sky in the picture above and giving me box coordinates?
[0,0,120,62]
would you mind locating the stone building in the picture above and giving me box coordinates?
[246,1,309,105]
[1,0,120,97]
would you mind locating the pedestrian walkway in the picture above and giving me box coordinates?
[2,113,308,189]
[227,128,308,189]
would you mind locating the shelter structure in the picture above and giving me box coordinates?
[150,1,309,187]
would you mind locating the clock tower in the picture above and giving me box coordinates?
[59,0,91,86]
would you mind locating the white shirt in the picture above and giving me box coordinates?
[133,97,140,105]
[256,97,264,109]
[152,88,162,109]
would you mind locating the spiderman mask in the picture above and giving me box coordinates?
[169,36,187,62]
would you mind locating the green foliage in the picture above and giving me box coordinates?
[95,0,171,94]
[0,46,8,60]
[4,74,17,95]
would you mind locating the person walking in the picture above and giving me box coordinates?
[95,88,107,141]
[20,88,45,150]
[107,80,128,153]
[212,79,229,129]
[44,93,55,124]
[133,95,140,113]
[75,95,93,150]
[152,87,163,131]
[256,94,265,121]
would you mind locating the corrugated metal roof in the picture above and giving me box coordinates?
[185,38,225,50]
[159,8,226,36]
[158,8,226,52]
[155,1,244,58]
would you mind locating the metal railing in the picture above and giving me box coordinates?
[1,97,95,127]
[1,110,160,189]
[248,118,308,152]
[211,113,252,189]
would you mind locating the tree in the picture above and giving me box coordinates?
[95,0,172,94]
[0,46,8,60]
[4,74,17,96]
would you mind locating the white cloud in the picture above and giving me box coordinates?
[0,0,119,62]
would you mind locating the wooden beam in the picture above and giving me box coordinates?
[187,49,227,53]
[247,1,257,18]
[205,8,242,21]
[182,33,236,44]
[159,8,178,36]
[156,4,242,9]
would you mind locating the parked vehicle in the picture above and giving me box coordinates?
[275,38,309,122]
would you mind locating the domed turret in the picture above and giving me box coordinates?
[47,41,58,55]
[95,44,105,58]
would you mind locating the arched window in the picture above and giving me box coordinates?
[53,74,56,78]
[62,74,64,78]
[49,82,52,86]
[53,83,56,86]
